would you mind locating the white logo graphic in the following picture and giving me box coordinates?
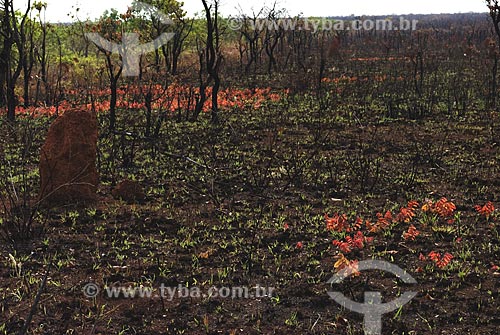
[327,259,418,335]
[85,2,175,76]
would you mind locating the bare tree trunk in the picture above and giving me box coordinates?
[0,39,8,107]
[201,0,222,124]
[105,54,123,132]
[487,1,500,108]
[22,22,35,107]
[1,0,32,122]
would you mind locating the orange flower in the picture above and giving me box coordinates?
[428,251,453,269]
[334,254,360,276]
[422,198,456,219]
[333,231,373,254]
[475,201,495,219]
[334,253,350,269]
[367,211,393,233]
[402,224,420,241]
[421,200,432,212]
[397,208,413,223]
[407,200,419,208]
[325,213,349,232]
[333,239,352,253]
[434,198,456,218]
[350,217,363,232]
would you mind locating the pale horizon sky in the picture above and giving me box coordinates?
[17,0,489,22]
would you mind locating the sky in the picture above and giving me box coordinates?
[17,0,488,23]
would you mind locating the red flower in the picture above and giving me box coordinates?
[396,200,419,223]
[332,231,372,254]
[475,202,495,219]
[334,254,360,276]
[325,213,349,232]
[367,211,393,233]
[427,251,453,269]
[403,224,420,241]
[434,198,456,218]
[333,239,352,253]
[350,217,363,231]
[296,241,303,250]
[428,251,439,262]
[351,231,365,249]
